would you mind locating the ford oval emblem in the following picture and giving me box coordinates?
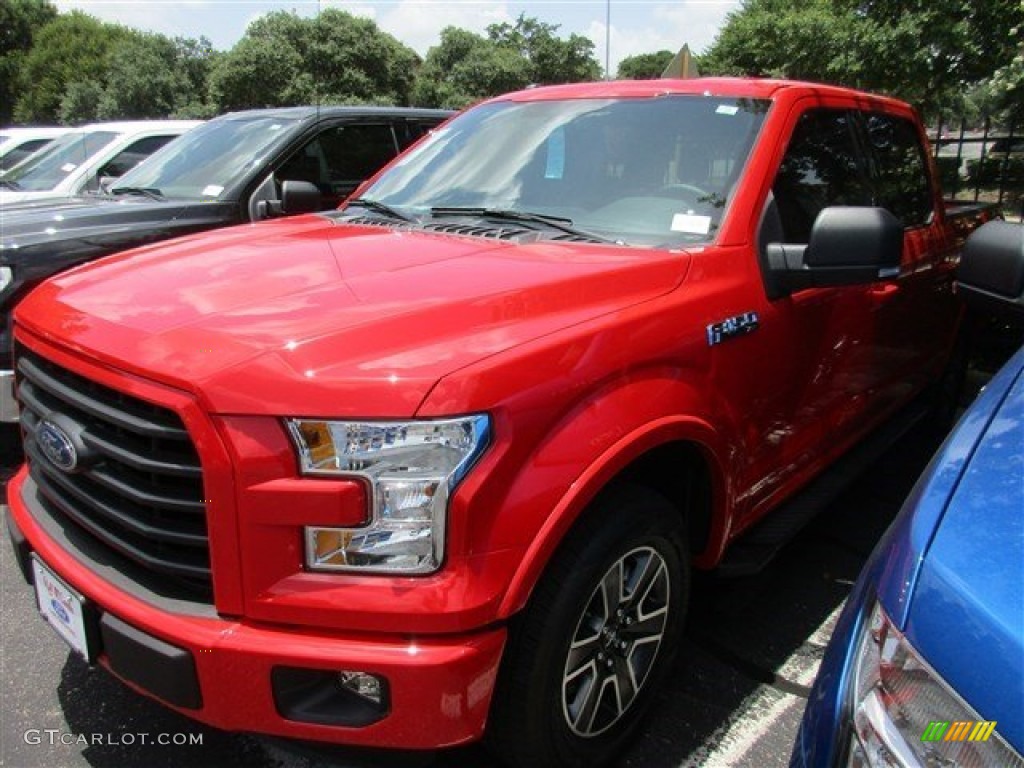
[37,419,78,472]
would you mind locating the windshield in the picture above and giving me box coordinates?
[4,131,118,191]
[360,96,768,246]
[112,115,303,200]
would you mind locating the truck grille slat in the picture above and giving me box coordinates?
[32,467,210,579]
[17,356,188,439]
[81,431,202,478]
[16,345,212,598]
[26,443,208,547]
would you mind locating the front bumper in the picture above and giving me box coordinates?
[6,468,506,749]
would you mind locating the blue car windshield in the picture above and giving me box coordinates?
[112,115,303,201]
[359,95,769,247]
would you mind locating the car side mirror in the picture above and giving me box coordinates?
[281,180,322,215]
[958,220,1024,322]
[764,207,903,296]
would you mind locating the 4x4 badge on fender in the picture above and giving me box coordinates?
[37,419,78,472]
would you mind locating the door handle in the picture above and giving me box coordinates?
[869,283,900,299]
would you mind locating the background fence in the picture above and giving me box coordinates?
[931,117,1023,220]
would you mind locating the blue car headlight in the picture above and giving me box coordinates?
[848,601,1023,767]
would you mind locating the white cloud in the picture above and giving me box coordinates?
[342,0,514,55]
[588,1,738,76]
[52,0,303,49]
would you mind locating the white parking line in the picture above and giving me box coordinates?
[678,602,845,768]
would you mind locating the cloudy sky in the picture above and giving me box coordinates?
[53,0,740,75]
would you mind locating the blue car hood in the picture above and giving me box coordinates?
[905,354,1024,753]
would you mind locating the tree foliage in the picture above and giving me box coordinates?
[12,10,132,123]
[208,10,419,111]
[412,27,531,109]
[97,34,218,120]
[488,14,601,85]
[1,0,57,123]
[702,0,1024,118]
[413,14,601,109]
[617,51,675,79]
[18,16,217,125]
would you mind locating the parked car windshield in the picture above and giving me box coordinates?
[359,95,769,246]
[112,115,304,201]
[3,131,118,191]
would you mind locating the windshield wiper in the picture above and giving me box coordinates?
[0,179,21,190]
[429,207,619,244]
[346,197,414,223]
[110,186,165,201]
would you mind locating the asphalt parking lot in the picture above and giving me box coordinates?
[0,406,947,768]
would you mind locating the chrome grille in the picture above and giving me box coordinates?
[16,345,211,597]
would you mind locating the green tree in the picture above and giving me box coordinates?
[702,0,1024,117]
[0,0,58,124]
[209,9,419,111]
[413,15,600,108]
[97,33,182,119]
[412,26,531,109]
[58,79,103,123]
[617,51,675,79]
[94,33,217,119]
[170,36,219,118]
[13,11,134,123]
[987,49,1024,121]
[488,14,601,84]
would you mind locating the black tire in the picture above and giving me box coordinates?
[487,485,689,768]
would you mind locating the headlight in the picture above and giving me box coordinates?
[286,415,490,574]
[849,601,1023,767]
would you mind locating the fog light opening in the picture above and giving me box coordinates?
[338,670,385,705]
[271,666,390,727]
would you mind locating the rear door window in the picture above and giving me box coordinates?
[861,113,933,228]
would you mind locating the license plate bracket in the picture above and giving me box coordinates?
[31,555,99,664]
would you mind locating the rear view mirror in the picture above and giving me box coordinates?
[958,220,1024,321]
[281,180,322,215]
[764,207,903,296]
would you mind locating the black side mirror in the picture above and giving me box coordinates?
[958,220,1024,321]
[281,180,323,215]
[764,207,903,296]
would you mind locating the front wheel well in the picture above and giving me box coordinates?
[606,441,714,558]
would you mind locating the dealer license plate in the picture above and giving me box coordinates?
[32,556,93,662]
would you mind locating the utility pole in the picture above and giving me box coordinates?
[605,0,611,79]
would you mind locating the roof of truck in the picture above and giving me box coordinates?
[214,106,455,122]
[495,77,911,110]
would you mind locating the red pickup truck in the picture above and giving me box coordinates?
[4,78,994,767]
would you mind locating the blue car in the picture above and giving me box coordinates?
[791,220,1024,768]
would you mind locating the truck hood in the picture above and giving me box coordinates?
[905,353,1024,752]
[16,215,689,417]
